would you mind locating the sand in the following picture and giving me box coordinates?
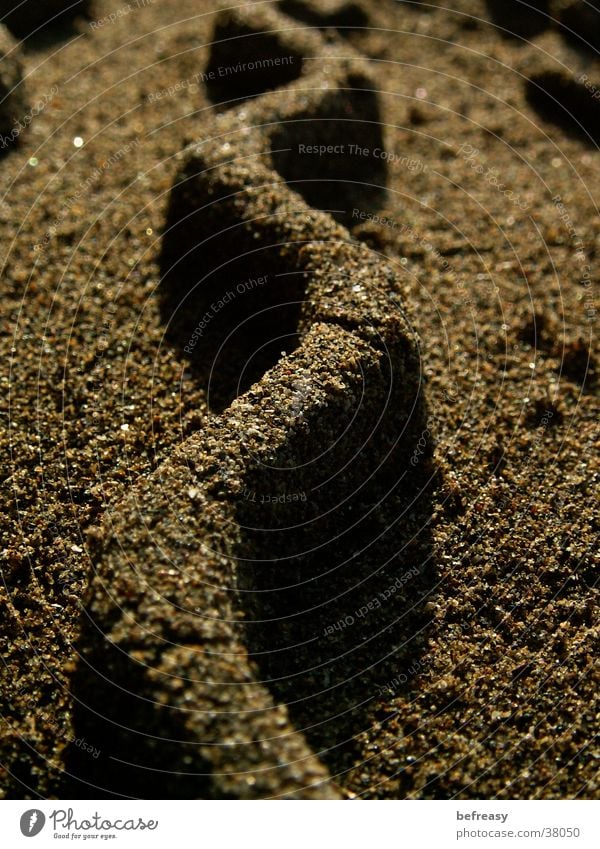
[0,0,598,799]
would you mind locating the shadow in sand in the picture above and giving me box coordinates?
[278,0,369,35]
[526,71,600,147]
[277,0,369,33]
[234,367,436,779]
[60,320,436,797]
[484,0,550,40]
[158,150,387,414]
[159,216,310,414]
[61,418,436,800]
[0,0,92,49]
[159,102,387,412]
[60,642,219,799]
[204,16,305,107]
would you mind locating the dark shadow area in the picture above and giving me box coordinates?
[60,629,224,799]
[61,347,434,797]
[0,141,16,160]
[202,7,387,209]
[485,0,550,39]
[160,82,387,411]
[158,0,388,410]
[0,0,92,47]
[269,76,387,217]
[558,1,600,53]
[235,345,436,777]
[526,71,600,146]
[205,16,305,106]
[561,337,598,390]
[277,0,369,32]
[160,206,309,412]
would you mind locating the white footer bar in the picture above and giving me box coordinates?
[0,800,597,847]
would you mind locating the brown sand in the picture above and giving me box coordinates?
[0,0,598,799]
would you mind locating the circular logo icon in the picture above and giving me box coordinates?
[20,810,46,837]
